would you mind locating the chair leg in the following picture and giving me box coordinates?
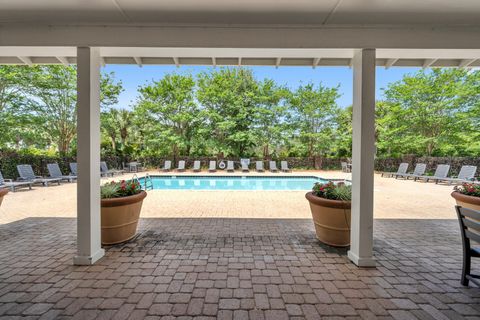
[461,252,471,286]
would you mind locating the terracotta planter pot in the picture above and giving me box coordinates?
[451,191,480,211]
[0,188,8,208]
[101,190,147,245]
[305,192,351,247]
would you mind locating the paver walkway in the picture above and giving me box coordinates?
[0,216,479,319]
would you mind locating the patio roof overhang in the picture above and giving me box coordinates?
[2,0,480,268]
[0,47,479,69]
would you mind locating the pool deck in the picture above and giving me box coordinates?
[0,170,458,224]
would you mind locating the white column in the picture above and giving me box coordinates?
[348,48,376,268]
[73,47,104,265]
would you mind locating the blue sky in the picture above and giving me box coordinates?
[103,65,421,109]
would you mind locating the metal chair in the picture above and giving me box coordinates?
[456,205,480,287]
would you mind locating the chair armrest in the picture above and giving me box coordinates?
[4,178,13,182]
[35,175,43,179]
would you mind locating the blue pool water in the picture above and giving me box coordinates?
[138,176,327,191]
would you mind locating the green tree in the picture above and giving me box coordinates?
[382,69,477,156]
[134,74,200,157]
[197,68,260,157]
[25,66,123,154]
[287,83,340,157]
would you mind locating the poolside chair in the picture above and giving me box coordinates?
[69,163,77,176]
[281,161,291,173]
[455,206,480,287]
[0,170,33,192]
[226,161,235,172]
[381,163,408,178]
[101,161,124,177]
[396,163,426,180]
[438,165,477,185]
[256,161,265,172]
[192,160,201,172]
[47,163,77,182]
[17,164,61,187]
[341,161,350,173]
[208,161,216,172]
[415,164,450,183]
[269,161,278,173]
[177,160,186,172]
[241,161,249,172]
[160,160,172,172]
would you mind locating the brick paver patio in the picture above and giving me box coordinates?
[0,216,479,319]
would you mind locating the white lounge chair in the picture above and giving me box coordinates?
[438,165,477,185]
[269,161,278,173]
[192,161,201,172]
[69,163,77,176]
[241,161,249,172]
[226,161,235,172]
[341,162,350,173]
[281,161,291,173]
[177,160,186,172]
[396,163,426,180]
[381,163,408,178]
[17,164,61,187]
[47,163,77,182]
[415,164,450,183]
[0,170,33,192]
[208,161,216,172]
[160,160,172,172]
[256,161,264,172]
[101,161,124,177]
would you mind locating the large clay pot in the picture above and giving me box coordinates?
[101,190,147,245]
[451,191,480,211]
[305,192,351,247]
[0,188,8,208]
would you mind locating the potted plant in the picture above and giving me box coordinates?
[0,187,8,208]
[100,179,147,245]
[305,181,351,247]
[451,183,480,211]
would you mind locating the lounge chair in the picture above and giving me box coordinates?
[341,162,351,173]
[101,161,124,177]
[256,161,265,172]
[281,161,291,173]
[0,170,32,192]
[415,164,450,183]
[208,161,216,172]
[396,163,426,180]
[47,163,77,182]
[70,163,77,176]
[160,160,172,172]
[381,163,408,178]
[177,160,186,172]
[438,165,477,185]
[226,161,235,172]
[17,164,61,186]
[241,161,249,172]
[192,161,201,172]
[269,161,278,173]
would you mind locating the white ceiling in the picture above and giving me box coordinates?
[0,0,479,26]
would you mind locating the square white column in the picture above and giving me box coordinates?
[348,48,376,268]
[73,47,104,265]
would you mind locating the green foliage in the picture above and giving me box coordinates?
[454,183,480,198]
[312,181,351,201]
[101,180,142,199]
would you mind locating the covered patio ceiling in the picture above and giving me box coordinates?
[1,47,479,68]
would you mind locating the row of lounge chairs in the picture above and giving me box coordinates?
[160,160,291,173]
[0,161,126,192]
[382,163,477,184]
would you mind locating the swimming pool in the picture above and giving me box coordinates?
[138,175,328,191]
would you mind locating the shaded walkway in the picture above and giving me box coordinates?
[0,217,479,319]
